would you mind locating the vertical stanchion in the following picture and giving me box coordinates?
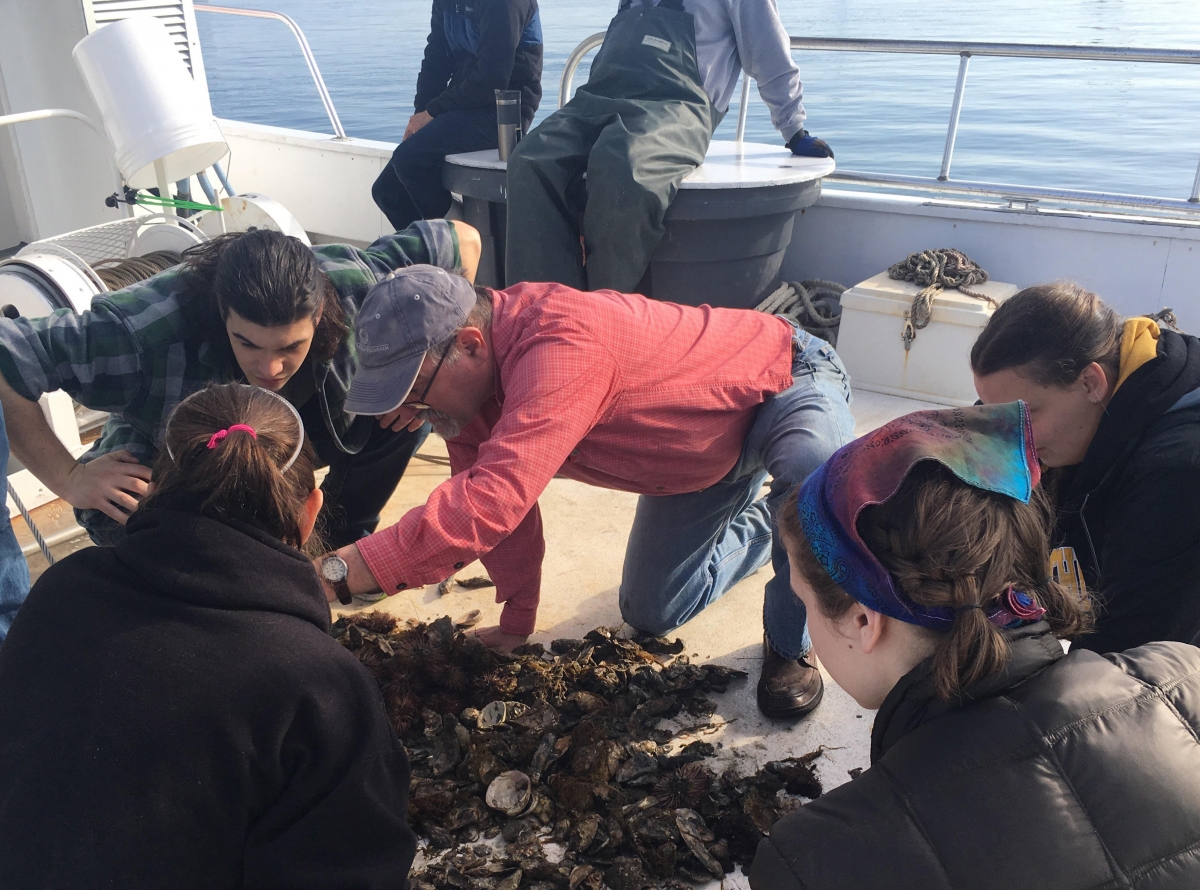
[939,53,972,182]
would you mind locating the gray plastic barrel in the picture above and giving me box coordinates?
[646,179,820,308]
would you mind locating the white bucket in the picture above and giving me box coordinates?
[73,16,229,188]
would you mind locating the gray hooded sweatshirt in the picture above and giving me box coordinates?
[629,0,807,140]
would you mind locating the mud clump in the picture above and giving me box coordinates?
[334,613,825,887]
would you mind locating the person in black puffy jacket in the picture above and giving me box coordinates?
[752,403,1200,890]
[972,282,1200,653]
[0,384,417,889]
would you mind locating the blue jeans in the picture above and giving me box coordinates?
[0,401,32,644]
[618,329,854,659]
[372,107,500,231]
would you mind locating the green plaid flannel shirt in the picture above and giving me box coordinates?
[0,220,459,466]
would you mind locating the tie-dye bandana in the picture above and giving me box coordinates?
[796,402,1042,630]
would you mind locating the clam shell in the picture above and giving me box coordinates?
[477,700,508,729]
[485,770,533,816]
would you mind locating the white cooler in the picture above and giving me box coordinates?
[836,271,1019,406]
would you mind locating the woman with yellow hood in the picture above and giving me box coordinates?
[971,282,1200,652]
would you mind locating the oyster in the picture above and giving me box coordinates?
[485,770,533,817]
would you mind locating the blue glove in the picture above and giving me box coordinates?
[787,129,834,159]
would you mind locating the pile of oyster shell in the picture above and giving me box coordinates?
[334,613,823,889]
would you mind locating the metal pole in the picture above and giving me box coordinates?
[213,162,237,198]
[153,158,176,217]
[194,5,348,140]
[1190,155,1200,203]
[558,32,607,108]
[939,53,971,181]
[196,170,219,205]
[8,480,53,566]
[735,74,751,144]
[0,108,128,214]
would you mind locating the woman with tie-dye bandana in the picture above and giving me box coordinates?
[750,403,1200,890]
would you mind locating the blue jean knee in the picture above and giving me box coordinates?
[749,328,855,659]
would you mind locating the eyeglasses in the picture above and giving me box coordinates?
[403,344,451,411]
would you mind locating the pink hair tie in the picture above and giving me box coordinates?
[206,423,257,450]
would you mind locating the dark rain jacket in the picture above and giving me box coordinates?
[1055,328,1200,653]
[415,0,543,129]
[0,504,416,890]
[750,625,1200,890]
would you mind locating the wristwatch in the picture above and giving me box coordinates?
[320,554,353,605]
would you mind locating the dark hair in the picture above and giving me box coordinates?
[970,282,1122,387]
[142,384,320,550]
[779,462,1093,700]
[429,285,495,360]
[178,230,348,366]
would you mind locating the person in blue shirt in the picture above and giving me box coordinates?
[372,0,544,231]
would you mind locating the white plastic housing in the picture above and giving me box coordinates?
[72,16,229,188]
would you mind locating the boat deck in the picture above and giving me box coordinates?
[11,388,936,885]
[331,389,937,822]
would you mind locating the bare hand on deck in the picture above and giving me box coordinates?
[473,625,529,653]
[404,111,433,141]
[62,450,151,524]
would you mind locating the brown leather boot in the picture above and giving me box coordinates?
[757,636,824,719]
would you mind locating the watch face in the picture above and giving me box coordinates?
[322,555,348,583]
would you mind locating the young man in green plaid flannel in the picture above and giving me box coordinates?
[0,219,480,549]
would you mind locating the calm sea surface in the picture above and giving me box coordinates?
[198,0,1200,198]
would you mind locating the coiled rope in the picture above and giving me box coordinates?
[756,279,847,346]
[887,248,993,350]
[93,251,183,291]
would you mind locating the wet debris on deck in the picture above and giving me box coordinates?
[334,613,825,888]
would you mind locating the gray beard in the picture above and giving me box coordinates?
[420,409,463,439]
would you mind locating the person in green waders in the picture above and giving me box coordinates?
[504,0,832,292]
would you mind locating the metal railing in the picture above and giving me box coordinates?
[559,35,1200,215]
[0,109,128,209]
[195,4,348,140]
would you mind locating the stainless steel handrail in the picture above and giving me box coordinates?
[558,32,607,108]
[195,4,348,140]
[0,109,128,211]
[558,34,1200,211]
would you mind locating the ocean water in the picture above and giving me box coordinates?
[197,0,1200,198]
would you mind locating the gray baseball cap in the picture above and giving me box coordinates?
[344,264,477,416]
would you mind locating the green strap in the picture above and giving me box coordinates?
[133,190,223,212]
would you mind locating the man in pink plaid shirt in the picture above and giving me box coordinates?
[316,265,854,719]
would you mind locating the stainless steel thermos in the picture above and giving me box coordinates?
[495,90,522,161]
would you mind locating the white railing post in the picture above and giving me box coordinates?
[195,5,348,140]
[735,74,751,144]
[938,53,971,181]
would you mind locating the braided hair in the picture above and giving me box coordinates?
[780,462,1093,700]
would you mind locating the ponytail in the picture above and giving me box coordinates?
[143,384,320,550]
[781,462,1093,700]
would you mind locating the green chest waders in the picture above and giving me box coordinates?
[505,0,716,292]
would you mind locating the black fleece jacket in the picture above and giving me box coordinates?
[1056,328,1200,652]
[0,507,416,890]
[750,626,1200,890]
[415,0,543,128]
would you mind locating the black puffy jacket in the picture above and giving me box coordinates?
[750,626,1200,890]
[0,506,416,889]
[416,0,543,129]
[1052,328,1200,653]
